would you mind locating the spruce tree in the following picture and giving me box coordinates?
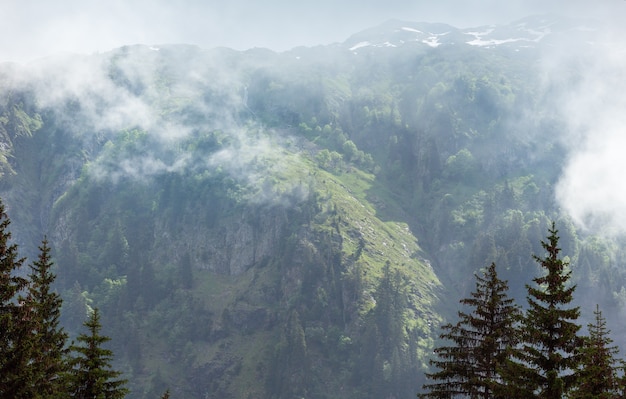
[569,304,621,399]
[503,222,582,398]
[420,263,520,398]
[618,361,626,398]
[20,238,69,398]
[67,308,129,399]
[0,199,29,397]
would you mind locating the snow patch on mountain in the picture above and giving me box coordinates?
[465,21,551,47]
[343,16,601,52]
[349,41,371,51]
[466,37,522,47]
[401,27,422,34]
[423,33,448,48]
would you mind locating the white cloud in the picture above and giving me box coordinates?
[4,0,626,217]
[552,28,626,236]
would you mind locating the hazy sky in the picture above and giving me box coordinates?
[1,0,621,63]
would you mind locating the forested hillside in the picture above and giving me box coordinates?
[1,15,626,398]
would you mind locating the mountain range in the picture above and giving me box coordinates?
[1,14,624,398]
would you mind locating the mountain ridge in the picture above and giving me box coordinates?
[342,14,602,52]
[1,14,624,398]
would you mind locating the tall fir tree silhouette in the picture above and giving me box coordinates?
[0,199,29,397]
[20,238,70,398]
[570,304,621,398]
[420,263,520,398]
[67,308,128,399]
[502,222,582,398]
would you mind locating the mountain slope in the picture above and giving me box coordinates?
[0,15,624,398]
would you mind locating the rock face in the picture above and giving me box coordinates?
[153,206,288,276]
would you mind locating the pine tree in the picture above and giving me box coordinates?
[503,222,582,399]
[20,238,69,398]
[618,361,626,398]
[67,308,129,399]
[569,304,621,399]
[0,199,30,397]
[420,263,521,398]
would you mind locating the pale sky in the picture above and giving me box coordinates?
[0,0,622,63]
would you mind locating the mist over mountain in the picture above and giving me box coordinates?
[2,14,626,398]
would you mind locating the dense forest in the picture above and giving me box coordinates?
[1,15,626,398]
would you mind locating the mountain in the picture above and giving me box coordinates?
[342,15,601,52]
[1,15,625,398]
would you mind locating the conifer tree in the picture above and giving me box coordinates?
[618,362,626,398]
[67,308,128,399]
[420,262,520,398]
[20,238,69,398]
[0,199,29,397]
[502,222,582,399]
[569,304,621,399]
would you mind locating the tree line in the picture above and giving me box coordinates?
[420,222,624,398]
[0,199,169,398]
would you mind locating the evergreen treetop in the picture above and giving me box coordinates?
[67,308,129,399]
[503,222,582,399]
[570,304,621,399]
[0,199,30,397]
[20,238,70,398]
[420,262,520,398]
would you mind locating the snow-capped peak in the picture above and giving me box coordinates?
[342,15,601,53]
